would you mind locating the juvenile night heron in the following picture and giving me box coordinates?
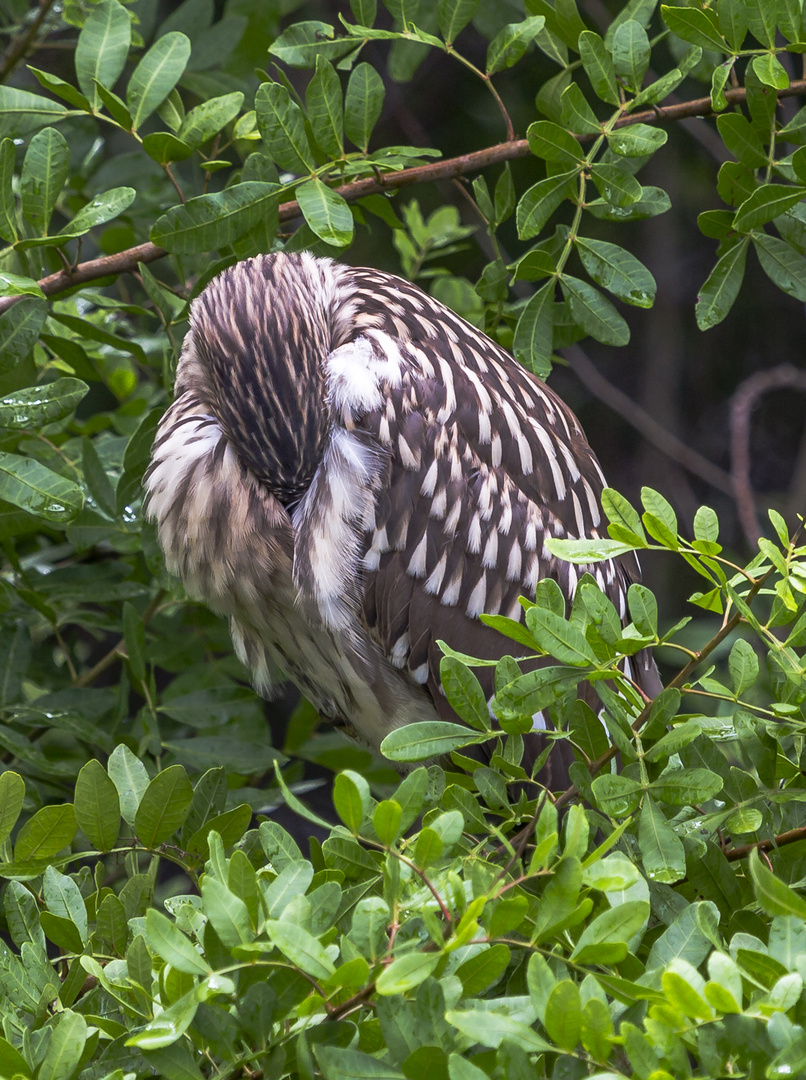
[145,251,660,787]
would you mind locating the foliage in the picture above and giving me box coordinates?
[0,0,804,1076]
[0,502,803,1079]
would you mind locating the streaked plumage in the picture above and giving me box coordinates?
[145,252,660,787]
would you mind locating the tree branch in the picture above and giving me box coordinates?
[0,0,57,84]
[564,344,735,496]
[730,363,806,548]
[3,77,805,315]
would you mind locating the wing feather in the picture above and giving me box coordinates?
[316,269,658,771]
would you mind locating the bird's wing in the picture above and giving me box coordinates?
[292,269,651,765]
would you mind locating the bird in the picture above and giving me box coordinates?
[144,251,660,789]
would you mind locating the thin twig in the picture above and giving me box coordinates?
[564,344,735,495]
[553,568,772,811]
[0,0,57,84]
[730,363,806,548]
[3,78,805,315]
[73,589,165,688]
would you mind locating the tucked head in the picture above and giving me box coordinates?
[179,252,347,506]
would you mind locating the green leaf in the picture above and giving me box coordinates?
[717,161,756,207]
[525,607,597,665]
[178,91,243,149]
[315,1047,404,1080]
[255,81,315,173]
[141,131,193,164]
[693,505,719,543]
[75,0,132,109]
[695,237,748,330]
[59,187,136,237]
[74,759,120,850]
[0,139,17,242]
[0,377,87,429]
[269,20,358,66]
[638,795,686,883]
[578,31,619,105]
[591,774,642,817]
[586,185,671,221]
[576,237,656,307]
[734,185,806,232]
[266,919,335,979]
[351,0,378,27]
[612,19,650,91]
[14,803,76,861]
[546,537,643,562]
[38,1011,87,1080]
[513,281,554,378]
[590,163,642,207]
[729,638,759,695]
[445,1007,553,1051]
[660,4,725,51]
[749,849,806,919]
[0,1035,30,1079]
[516,170,577,239]
[0,771,24,845]
[135,764,193,846]
[571,900,649,963]
[108,742,150,825]
[527,120,582,165]
[711,59,734,112]
[438,0,480,44]
[561,274,630,345]
[27,66,91,112]
[376,952,440,995]
[373,799,403,845]
[5,879,44,949]
[143,911,208,980]
[440,656,490,731]
[20,127,69,235]
[606,123,667,157]
[381,721,489,762]
[126,32,191,131]
[42,866,87,943]
[333,769,371,832]
[544,980,581,1049]
[394,767,429,831]
[306,58,343,158]
[752,53,789,90]
[560,82,600,135]
[151,181,279,254]
[0,452,83,523]
[486,16,546,74]
[296,177,354,246]
[649,767,723,805]
[753,233,806,301]
[0,87,67,140]
[344,62,384,152]
[455,943,510,996]
[716,112,767,168]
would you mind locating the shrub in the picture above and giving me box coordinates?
[0,1,804,1077]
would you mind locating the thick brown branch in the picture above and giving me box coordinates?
[725,824,806,862]
[3,77,805,315]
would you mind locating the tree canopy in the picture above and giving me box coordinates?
[0,1,804,1078]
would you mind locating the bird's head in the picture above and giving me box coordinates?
[177,252,350,507]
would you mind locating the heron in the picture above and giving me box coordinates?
[145,251,660,787]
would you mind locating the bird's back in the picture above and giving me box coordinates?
[145,252,661,786]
